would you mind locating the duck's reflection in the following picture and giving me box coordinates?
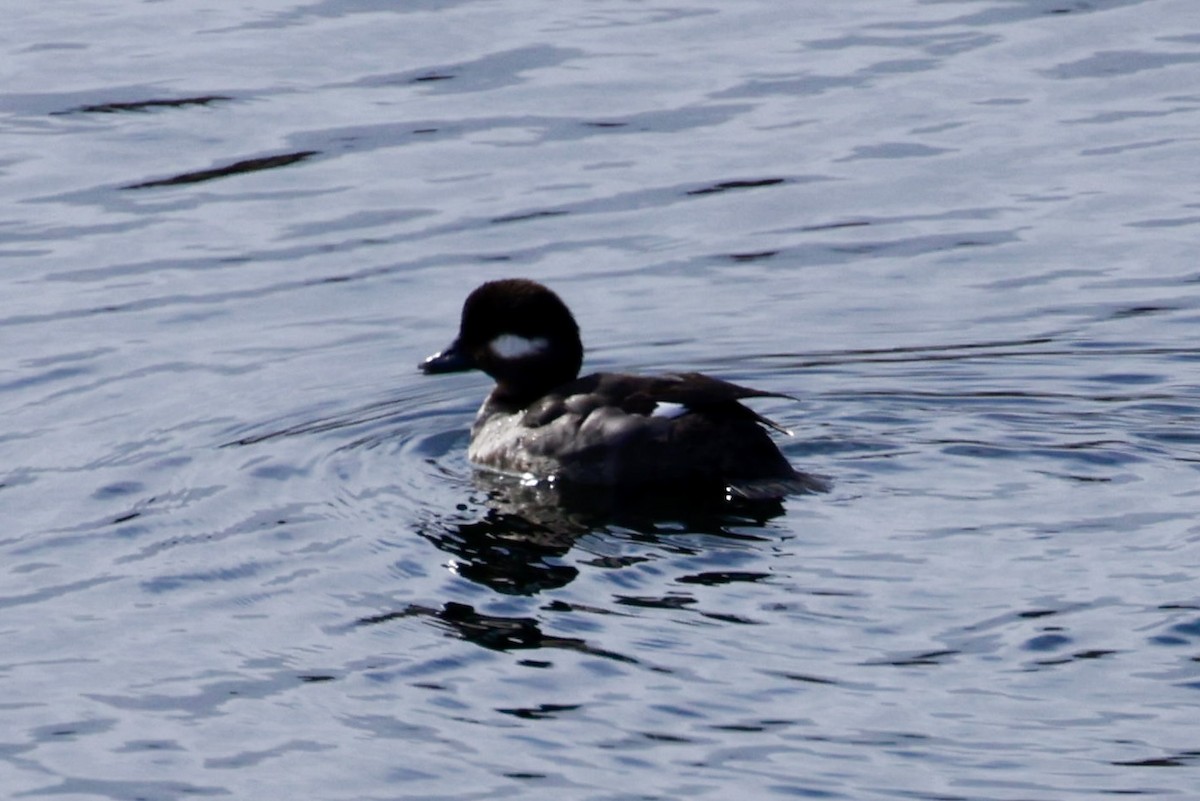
[359,601,636,662]
[415,471,787,594]
[419,503,582,595]
[362,473,789,659]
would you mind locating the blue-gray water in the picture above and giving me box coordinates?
[4,1,1200,798]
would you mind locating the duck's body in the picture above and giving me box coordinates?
[421,279,826,498]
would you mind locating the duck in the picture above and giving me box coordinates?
[420,278,827,499]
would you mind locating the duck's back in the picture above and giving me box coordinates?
[468,372,826,497]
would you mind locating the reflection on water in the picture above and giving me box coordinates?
[360,602,639,662]
[363,474,796,664]
[413,471,787,596]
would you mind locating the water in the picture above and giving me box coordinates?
[4,0,1200,798]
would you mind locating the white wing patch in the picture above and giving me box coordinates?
[490,334,549,360]
[650,401,689,419]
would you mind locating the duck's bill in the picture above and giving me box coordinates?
[419,340,474,374]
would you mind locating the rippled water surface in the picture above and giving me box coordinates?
[5,0,1200,798]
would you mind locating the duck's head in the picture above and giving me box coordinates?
[420,278,584,404]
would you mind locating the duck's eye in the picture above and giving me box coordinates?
[489,334,549,360]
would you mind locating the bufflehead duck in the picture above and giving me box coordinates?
[420,279,827,499]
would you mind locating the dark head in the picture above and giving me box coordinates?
[420,279,584,404]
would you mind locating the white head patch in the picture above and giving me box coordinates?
[489,334,549,360]
[651,401,690,419]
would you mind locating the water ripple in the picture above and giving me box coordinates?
[5,0,1200,799]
